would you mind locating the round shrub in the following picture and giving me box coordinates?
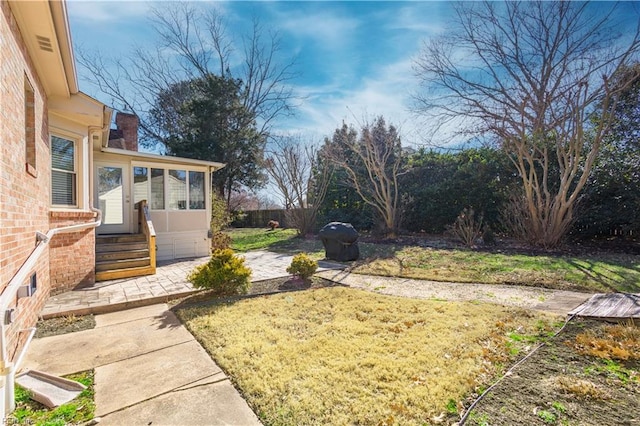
[188,249,251,296]
[286,253,318,280]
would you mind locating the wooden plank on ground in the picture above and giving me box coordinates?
[570,293,640,319]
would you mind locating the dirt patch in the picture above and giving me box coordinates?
[249,276,341,294]
[170,276,341,310]
[35,314,96,338]
[465,318,639,425]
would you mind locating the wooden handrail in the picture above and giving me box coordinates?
[137,200,156,274]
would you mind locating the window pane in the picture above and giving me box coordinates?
[151,168,165,210]
[133,167,148,207]
[168,169,187,210]
[52,170,76,205]
[189,171,205,210]
[51,136,74,172]
[51,136,76,206]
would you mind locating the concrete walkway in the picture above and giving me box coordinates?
[316,269,593,316]
[24,304,260,425]
[42,251,344,318]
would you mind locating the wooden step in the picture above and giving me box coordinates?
[96,242,148,253]
[95,257,151,272]
[96,234,146,244]
[95,265,156,282]
[96,248,150,262]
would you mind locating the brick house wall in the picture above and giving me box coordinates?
[49,211,97,294]
[0,0,52,360]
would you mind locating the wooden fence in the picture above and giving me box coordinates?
[232,209,290,228]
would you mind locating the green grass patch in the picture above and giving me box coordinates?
[10,370,95,425]
[228,228,299,252]
[354,246,640,293]
[178,287,559,425]
[227,228,640,293]
[228,228,325,259]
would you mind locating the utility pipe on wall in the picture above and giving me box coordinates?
[0,211,102,418]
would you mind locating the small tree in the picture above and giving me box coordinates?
[414,1,640,247]
[210,191,232,251]
[323,117,406,237]
[264,135,331,235]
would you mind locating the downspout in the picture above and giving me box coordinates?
[0,108,111,418]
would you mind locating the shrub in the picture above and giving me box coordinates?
[188,249,251,296]
[210,191,232,233]
[211,231,232,251]
[448,207,484,247]
[286,253,318,280]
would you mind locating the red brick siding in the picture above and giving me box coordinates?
[49,211,97,294]
[1,1,52,361]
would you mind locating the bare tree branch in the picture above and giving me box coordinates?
[414,1,640,247]
[77,2,300,147]
[264,135,331,235]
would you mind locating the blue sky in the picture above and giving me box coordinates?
[67,1,454,146]
[67,1,640,148]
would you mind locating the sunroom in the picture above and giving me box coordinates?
[92,146,224,279]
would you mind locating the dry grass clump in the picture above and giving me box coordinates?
[551,375,611,400]
[178,287,556,425]
[571,322,640,361]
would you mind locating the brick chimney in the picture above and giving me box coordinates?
[113,112,139,151]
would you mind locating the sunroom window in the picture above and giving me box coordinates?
[51,135,76,206]
[189,171,205,210]
[133,166,148,207]
[168,169,187,210]
[135,166,206,211]
[150,168,164,209]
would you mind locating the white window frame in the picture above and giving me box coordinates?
[50,134,79,208]
[131,162,207,212]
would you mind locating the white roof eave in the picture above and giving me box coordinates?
[100,147,226,171]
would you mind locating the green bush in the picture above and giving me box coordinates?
[188,249,251,296]
[286,253,318,280]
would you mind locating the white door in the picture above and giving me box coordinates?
[95,163,131,234]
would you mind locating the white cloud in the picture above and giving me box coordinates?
[276,57,425,145]
[273,8,361,52]
[388,3,449,36]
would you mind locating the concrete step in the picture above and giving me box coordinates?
[96,242,148,253]
[95,265,156,282]
[96,248,150,262]
[96,257,151,272]
[96,234,146,244]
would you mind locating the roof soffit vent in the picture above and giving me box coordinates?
[36,35,53,53]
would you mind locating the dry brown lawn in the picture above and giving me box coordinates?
[178,287,560,425]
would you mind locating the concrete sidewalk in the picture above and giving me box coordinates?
[24,303,261,425]
[317,269,593,316]
[42,251,344,318]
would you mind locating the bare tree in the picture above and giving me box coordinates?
[414,1,640,247]
[78,2,298,150]
[264,135,331,235]
[323,117,406,238]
